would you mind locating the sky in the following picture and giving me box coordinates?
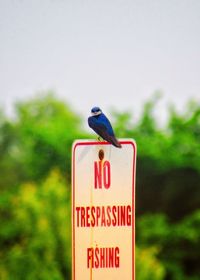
[0,0,200,124]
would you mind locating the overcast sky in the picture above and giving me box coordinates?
[0,0,200,123]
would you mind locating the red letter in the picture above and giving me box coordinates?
[103,161,111,189]
[115,247,120,267]
[87,248,94,268]
[127,205,132,226]
[86,206,90,227]
[76,207,80,227]
[94,161,102,188]
[96,206,101,226]
[80,207,85,227]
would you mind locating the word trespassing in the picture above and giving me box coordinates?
[75,205,132,227]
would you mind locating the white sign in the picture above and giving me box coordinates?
[72,140,137,280]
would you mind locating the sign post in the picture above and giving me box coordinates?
[72,139,137,280]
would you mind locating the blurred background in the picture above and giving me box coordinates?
[1,1,200,280]
[1,93,200,280]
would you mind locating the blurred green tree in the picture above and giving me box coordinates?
[0,170,71,280]
[1,93,200,279]
[112,96,200,221]
[137,211,200,280]
[0,92,88,188]
[136,246,166,280]
[13,92,87,182]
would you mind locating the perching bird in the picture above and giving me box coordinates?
[88,106,122,148]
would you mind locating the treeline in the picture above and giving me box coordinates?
[0,93,200,279]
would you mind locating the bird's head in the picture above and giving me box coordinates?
[91,106,102,116]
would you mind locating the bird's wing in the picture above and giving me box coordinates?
[88,116,108,138]
[88,116,107,130]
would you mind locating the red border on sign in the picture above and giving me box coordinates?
[72,140,137,280]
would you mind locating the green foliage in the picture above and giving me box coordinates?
[0,170,71,280]
[112,96,200,221]
[0,110,23,190]
[1,92,200,279]
[136,246,166,280]
[0,92,88,187]
[137,211,200,279]
[14,92,86,181]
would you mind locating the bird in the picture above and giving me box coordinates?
[88,106,122,148]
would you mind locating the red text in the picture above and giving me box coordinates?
[87,247,120,269]
[76,205,132,227]
[94,160,111,189]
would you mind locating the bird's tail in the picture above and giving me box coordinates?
[109,136,122,148]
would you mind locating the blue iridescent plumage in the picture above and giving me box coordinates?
[88,107,122,148]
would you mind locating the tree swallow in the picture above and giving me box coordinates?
[88,107,122,148]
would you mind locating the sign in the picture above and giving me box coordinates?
[72,139,137,280]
